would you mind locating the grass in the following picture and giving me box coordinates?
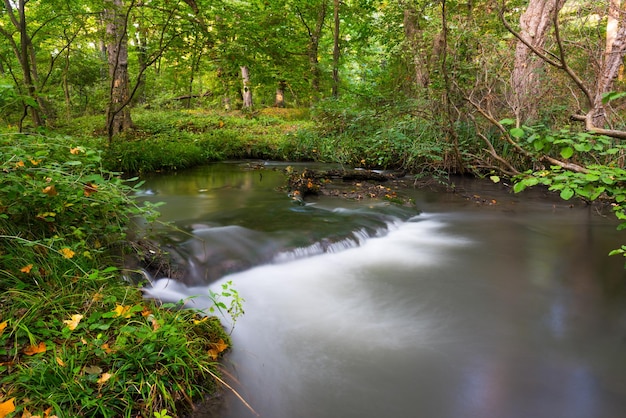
[0,132,231,417]
[53,108,315,174]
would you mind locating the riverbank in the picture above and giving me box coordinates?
[0,133,231,417]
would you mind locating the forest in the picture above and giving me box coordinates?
[1,0,626,416]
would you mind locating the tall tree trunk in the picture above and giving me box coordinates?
[105,0,133,140]
[62,45,72,117]
[591,0,626,127]
[1,0,44,127]
[275,80,286,107]
[510,0,565,124]
[403,5,429,89]
[296,2,327,103]
[133,23,148,106]
[440,0,463,172]
[241,66,252,109]
[331,0,340,98]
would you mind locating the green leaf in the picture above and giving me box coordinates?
[560,147,574,159]
[601,176,615,185]
[499,118,515,126]
[560,187,575,200]
[533,140,545,151]
[510,127,525,139]
[513,182,527,193]
[489,175,500,183]
[602,91,626,104]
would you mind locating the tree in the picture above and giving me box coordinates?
[509,0,566,124]
[104,0,133,139]
[241,65,253,108]
[501,0,626,138]
[0,0,59,128]
[331,0,340,97]
[293,0,328,102]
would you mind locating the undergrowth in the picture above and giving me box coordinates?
[0,133,230,416]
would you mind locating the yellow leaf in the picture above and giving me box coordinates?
[112,304,131,318]
[83,183,98,197]
[42,185,57,196]
[101,343,113,354]
[0,398,15,418]
[23,341,47,356]
[20,264,33,273]
[92,292,103,302]
[70,147,81,155]
[62,314,83,331]
[208,339,229,359]
[36,212,56,220]
[59,247,75,259]
[97,372,112,384]
[193,317,208,325]
[15,161,24,168]
[55,357,66,367]
[0,321,6,335]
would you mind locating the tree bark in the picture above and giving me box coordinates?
[403,5,429,88]
[591,0,626,127]
[241,66,252,109]
[331,0,340,98]
[296,2,327,103]
[275,80,286,107]
[105,0,133,139]
[1,0,44,127]
[510,0,565,124]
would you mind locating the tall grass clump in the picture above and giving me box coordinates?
[0,133,230,416]
[303,96,453,171]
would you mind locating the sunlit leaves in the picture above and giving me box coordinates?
[112,304,132,318]
[0,398,15,418]
[207,339,229,360]
[42,185,58,197]
[63,314,84,331]
[59,248,76,259]
[23,342,47,356]
[97,372,112,384]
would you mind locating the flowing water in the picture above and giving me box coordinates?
[137,162,626,418]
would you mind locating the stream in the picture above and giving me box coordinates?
[137,161,626,418]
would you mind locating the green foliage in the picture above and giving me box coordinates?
[208,280,246,329]
[93,109,315,173]
[0,133,162,279]
[510,126,626,262]
[0,276,230,416]
[303,97,450,171]
[0,133,231,415]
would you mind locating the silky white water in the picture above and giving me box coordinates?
[138,163,626,418]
